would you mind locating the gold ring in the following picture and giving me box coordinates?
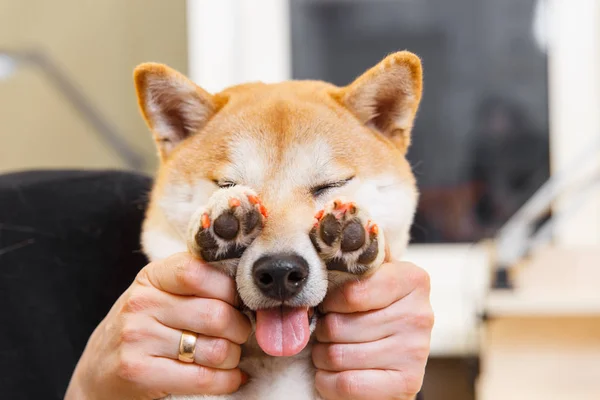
[178,330,198,363]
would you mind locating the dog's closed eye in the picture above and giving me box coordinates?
[310,177,354,198]
[213,179,237,189]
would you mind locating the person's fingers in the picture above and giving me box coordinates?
[137,253,239,306]
[154,294,252,345]
[315,370,423,400]
[116,352,246,396]
[315,289,434,343]
[312,333,429,372]
[159,326,242,369]
[313,339,395,372]
[321,261,430,314]
[116,314,242,370]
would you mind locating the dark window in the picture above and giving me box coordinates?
[291,0,550,243]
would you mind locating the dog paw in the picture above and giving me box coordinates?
[310,198,385,276]
[187,186,267,266]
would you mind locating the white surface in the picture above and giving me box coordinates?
[186,0,237,92]
[486,291,600,317]
[186,0,291,92]
[403,243,491,357]
[548,0,600,246]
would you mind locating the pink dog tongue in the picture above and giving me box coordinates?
[255,307,310,357]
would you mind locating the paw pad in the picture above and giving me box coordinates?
[188,186,266,266]
[310,198,385,276]
[213,212,240,240]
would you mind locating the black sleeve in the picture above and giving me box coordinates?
[0,170,152,400]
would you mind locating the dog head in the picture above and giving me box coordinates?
[135,51,422,356]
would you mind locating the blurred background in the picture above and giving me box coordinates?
[1,0,599,399]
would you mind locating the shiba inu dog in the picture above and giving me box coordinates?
[134,51,423,400]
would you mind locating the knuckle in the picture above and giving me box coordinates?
[193,366,216,390]
[175,257,199,289]
[205,338,230,366]
[342,282,368,310]
[408,266,431,292]
[205,302,229,334]
[398,372,424,395]
[327,344,346,370]
[115,353,145,382]
[412,342,432,363]
[336,371,363,397]
[118,321,145,344]
[410,309,435,331]
[422,309,436,330]
[323,313,343,341]
[121,292,157,314]
[134,267,152,287]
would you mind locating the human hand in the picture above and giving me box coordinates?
[312,260,433,400]
[65,253,251,399]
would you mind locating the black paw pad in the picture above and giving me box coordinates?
[319,214,341,246]
[357,237,379,264]
[213,212,240,240]
[195,230,219,261]
[244,209,261,234]
[309,227,321,252]
[196,229,217,249]
[195,228,246,262]
[340,220,366,252]
[326,258,348,272]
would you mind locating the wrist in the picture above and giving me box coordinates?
[65,352,100,400]
[64,369,89,400]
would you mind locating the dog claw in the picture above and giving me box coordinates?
[201,213,211,229]
[331,200,356,219]
[229,198,241,208]
[369,224,379,235]
[259,204,268,218]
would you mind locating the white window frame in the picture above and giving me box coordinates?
[547,0,600,247]
[186,0,290,93]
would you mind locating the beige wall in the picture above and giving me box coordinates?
[0,0,188,174]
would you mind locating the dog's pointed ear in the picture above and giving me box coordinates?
[332,51,423,153]
[134,63,218,159]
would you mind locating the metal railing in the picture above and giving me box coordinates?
[492,136,600,288]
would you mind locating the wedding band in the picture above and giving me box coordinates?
[178,330,198,363]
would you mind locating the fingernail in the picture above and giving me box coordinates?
[241,371,250,385]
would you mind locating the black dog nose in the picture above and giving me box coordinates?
[252,254,309,301]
